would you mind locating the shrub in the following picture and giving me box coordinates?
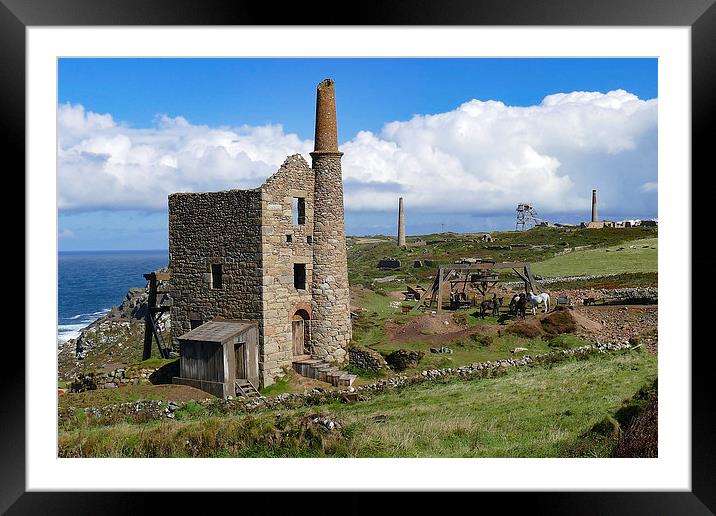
[614,400,647,428]
[385,349,424,371]
[590,415,621,438]
[452,312,468,325]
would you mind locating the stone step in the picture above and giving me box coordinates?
[291,355,356,388]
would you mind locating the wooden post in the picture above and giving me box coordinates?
[142,272,157,360]
[437,266,444,314]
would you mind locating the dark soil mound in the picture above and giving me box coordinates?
[506,320,543,338]
[540,307,578,335]
[613,395,658,457]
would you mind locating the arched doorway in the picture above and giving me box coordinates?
[291,308,311,357]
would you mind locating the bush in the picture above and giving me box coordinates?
[385,349,424,371]
[590,415,621,438]
[614,400,647,428]
[452,312,468,325]
[613,396,658,458]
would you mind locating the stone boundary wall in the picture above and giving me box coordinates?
[69,362,179,392]
[348,347,387,372]
[70,367,158,392]
[61,342,634,427]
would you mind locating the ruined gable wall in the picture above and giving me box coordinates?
[259,154,315,385]
[168,189,263,342]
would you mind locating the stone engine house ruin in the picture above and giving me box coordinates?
[168,79,352,388]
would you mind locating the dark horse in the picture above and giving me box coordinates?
[479,294,503,318]
[509,293,528,319]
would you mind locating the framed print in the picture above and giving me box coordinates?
[5,0,715,512]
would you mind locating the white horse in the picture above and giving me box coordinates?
[527,291,550,315]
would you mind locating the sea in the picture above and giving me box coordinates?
[58,250,168,344]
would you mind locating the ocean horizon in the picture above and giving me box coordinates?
[58,249,168,343]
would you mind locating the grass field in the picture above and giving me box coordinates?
[532,238,657,278]
[347,226,657,287]
[58,349,656,457]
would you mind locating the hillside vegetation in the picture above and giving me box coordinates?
[347,226,657,287]
[532,238,657,278]
[58,350,656,457]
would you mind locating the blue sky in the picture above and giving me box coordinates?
[58,58,658,251]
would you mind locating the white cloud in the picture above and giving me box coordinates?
[640,181,658,192]
[58,90,657,218]
[58,228,75,239]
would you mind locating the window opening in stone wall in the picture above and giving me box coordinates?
[211,263,223,289]
[293,197,306,225]
[190,318,203,329]
[286,234,292,243]
[307,235,313,244]
[294,263,306,290]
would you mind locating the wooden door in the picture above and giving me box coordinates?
[292,319,304,356]
[235,343,246,379]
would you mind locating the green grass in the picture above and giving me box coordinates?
[259,375,292,397]
[129,357,178,370]
[347,226,657,287]
[544,272,658,290]
[58,384,213,411]
[532,238,657,278]
[57,350,657,457]
[370,332,593,373]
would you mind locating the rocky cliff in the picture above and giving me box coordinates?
[58,269,173,381]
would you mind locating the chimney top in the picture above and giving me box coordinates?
[312,78,340,155]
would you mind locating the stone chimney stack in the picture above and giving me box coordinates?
[397,197,406,247]
[310,79,352,364]
[591,189,598,223]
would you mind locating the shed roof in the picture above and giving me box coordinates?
[177,320,257,343]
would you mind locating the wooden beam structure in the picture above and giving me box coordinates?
[142,271,172,360]
[428,261,539,312]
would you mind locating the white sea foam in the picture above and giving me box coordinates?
[68,308,111,320]
[57,323,89,343]
[57,308,111,344]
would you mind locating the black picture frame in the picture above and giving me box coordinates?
[4,0,713,513]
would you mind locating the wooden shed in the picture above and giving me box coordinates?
[172,320,259,398]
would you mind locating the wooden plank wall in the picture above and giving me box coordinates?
[179,340,224,382]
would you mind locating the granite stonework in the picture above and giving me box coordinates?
[168,79,352,388]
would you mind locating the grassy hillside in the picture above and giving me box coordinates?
[347,226,657,287]
[58,349,656,457]
[531,238,657,278]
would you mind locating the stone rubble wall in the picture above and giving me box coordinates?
[168,188,264,342]
[348,346,387,372]
[259,154,316,385]
[62,342,634,427]
[70,366,163,392]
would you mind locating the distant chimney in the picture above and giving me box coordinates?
[397,197,406,247]
[591,189,598,223]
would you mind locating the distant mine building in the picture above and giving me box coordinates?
[168,79,352,389]
[515,203,543,230]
